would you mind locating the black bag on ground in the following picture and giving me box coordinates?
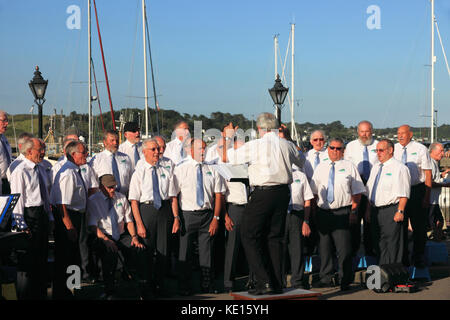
[370,263,410,293]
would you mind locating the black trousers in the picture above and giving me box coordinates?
[316,207,352,286]
[92,233,146,294]
[139,200,174,288]
[178,209,215,290]
[283,209,307,287]
[240,185,290,290]
[18,206,49,300]
[79,211,98,279]
[1,178,10,195]
[223,203,245,288]
[349,195,374,256]
[370,204,404,265]
[403,183,427,266]
[53,208,82,299]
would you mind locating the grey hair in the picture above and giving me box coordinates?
[154,135,166,145]
[17,132,34,152]
[328,137,345,146]
[379,138,395,151]
[65,140,84,160]
[310,130,326,141]
[20,139,35,155]
[0,110,8,118]
[142,138,159,150]
[429,142,443,152]
[357,120,373,131]
[256,112,278,131]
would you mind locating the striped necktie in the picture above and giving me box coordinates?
[196,164,204,208]
[327,162,335,204]
[370,164,384,204]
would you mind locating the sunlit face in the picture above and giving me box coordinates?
[430,144,444,162]
[124,130,140,144]
[358,122,373,144]
[327,140,344,162]
[191,139,206,163]
[310,131,325,151]
[375,141,393,163]
[27,139,45,164]
[104,133,119,153]
[155,137,166,158]
[0,114,8,135]
[143,141,160,165]
[71,144,87,166]
[397,126,413,147]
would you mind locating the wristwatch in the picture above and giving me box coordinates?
[174,216,181,220]
[396,210,404,215]
[303,219,310,225]
[213,216,220,221]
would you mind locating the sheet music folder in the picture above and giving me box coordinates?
[0,194,20,230]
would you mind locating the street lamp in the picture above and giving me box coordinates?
[268,74,289,127]
[28,66,48,139]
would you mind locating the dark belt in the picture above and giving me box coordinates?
[185,209,210,214]
[142,199,169,205]
[319,205,351,213]
[375,203,397,210]
[228,203,246,207]
[253,184,288,191]
[412,182,425,189]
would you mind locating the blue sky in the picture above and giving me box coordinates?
[0,0,449,129]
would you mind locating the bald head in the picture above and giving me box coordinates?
[397,125,413,147]
[154,136,166,158]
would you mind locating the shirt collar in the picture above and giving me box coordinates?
[23,157,38,169]
[143,159,158,169]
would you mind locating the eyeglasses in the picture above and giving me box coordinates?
[312,138,324,142]
[148,147,160,151]
[105,185,116,190]
[0,118,8,123]
[329,146,343,151]
[375,149,387,153]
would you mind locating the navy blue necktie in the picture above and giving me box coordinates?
[196,164,204,208]
[1,136,11,165]
[111,153,121,192]
[152,166,162,210]
[327,162,335,204]
[370,164,384,204]
[134,144,140,166]
[35,166,50,213]
[108,197,120,240]
[362,146,370,181]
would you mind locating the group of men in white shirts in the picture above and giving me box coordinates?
[1,107,449,299]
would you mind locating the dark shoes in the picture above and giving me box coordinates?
[315,281,335,288]
[248,282,283,296]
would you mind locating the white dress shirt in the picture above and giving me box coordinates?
[290,169,315,211]
[7,154,53,190]
[366,157,411,207]
[304,148,329,181]
[344,139,379,178]
[0,134,12,179]
[50,160,87,212]
[89,150,133,195]
[227,132,304,186]
[164,138,186,165]
[310,159,366,210]
[174,156,226,211]
[128,160,177,203]
[52,156,98,190]
[118,140,143,170]
[204,143,248,205]
[10,158,52,229]
[430,158,442,204]
[394,140,432,186]
[87,191,133,241]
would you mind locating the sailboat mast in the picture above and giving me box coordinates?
[142,0,149,138]
[88,0,93,155]
[274,35,278,79]
[431,0,435,143]
[291,23,295,139]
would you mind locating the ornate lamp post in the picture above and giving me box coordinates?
[268,74,289,127]
[28,66,48,139]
